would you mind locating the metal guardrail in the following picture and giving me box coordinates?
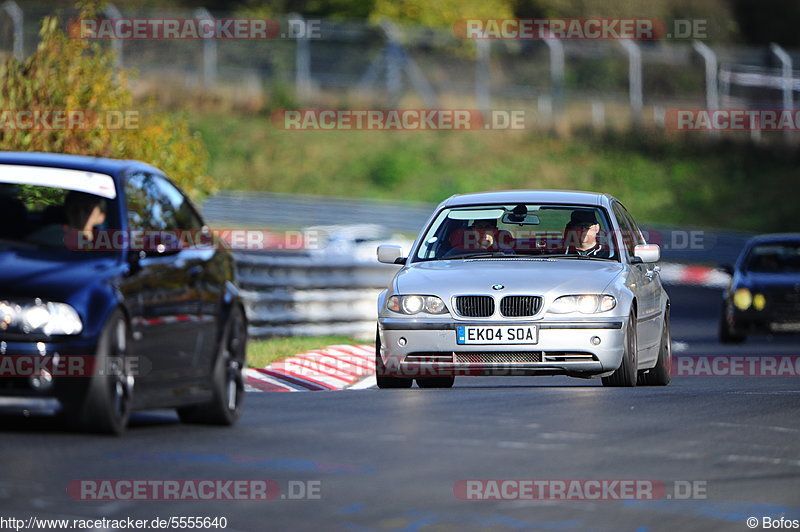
[204,191,435,235]
[233,249,400,339]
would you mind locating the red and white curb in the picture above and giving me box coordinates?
[658,263,730,288]
[245,344,375,392]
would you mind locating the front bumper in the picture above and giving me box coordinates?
[378,317,626,378]
[0,337,98,400]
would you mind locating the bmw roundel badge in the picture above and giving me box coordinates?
[492,284,504,290]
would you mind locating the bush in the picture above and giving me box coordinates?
[0,5,214,199]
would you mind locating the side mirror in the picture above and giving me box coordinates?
[142,232,182,257]
[377,244,405,265]
[718,263,734,275]
[633,243,660,263]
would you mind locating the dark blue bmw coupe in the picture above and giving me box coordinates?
[0,152,247,434]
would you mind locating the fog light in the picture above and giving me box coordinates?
[753,293,766,311]
[398,337,407,346]
[733,288,752,311]
[590,336,601,346]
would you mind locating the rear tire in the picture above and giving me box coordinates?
[178,305,247,425]
[602,311,638,387]
[375,329,412,389]
[62,309,133,435]
[416,376,455,388]
[638,309,671,386]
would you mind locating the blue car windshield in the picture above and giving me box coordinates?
[413,204,620,262]
[0,182,120,254]
[745,242,800,273]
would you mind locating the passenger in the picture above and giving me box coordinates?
[465,218,514,251]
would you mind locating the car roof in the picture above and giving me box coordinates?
[441,190,614,208]
[746,233,800,245]
[0,151,162,178]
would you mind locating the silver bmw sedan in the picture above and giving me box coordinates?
[376,190,671,389]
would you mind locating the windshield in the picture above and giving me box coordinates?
[413,204,619,262]
[0,168,120,254]
[744,242,800,273]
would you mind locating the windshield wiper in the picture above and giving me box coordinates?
[537,254,615,261]
[445,251,517,260]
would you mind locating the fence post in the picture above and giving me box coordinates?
[619,39,642,126]
[475,39,490,109]
[542,34,564,123]
[103,3,123,68]
[195,7,217,90]
[693,41,719,137]
[2,1,22,60]
[693,41,719,111]
[770,43,793,112]
[290,13,312,102]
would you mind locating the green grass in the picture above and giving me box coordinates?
[190,110,800,233]
[247,335,366,368]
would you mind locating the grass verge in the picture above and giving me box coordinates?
[192,111,799,233]
[247,335,365,368]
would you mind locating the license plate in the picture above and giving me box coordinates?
[456,325,538,345]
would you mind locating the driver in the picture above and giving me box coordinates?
[563,210,607,257]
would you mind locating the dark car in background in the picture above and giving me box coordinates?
[0,152,247,434]
[719,233,800,343]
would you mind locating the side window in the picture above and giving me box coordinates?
[124,173,202,232]
[125,172,152,231]
[619,204,646,247]
[613,203,636,256]
[151,175,204,231]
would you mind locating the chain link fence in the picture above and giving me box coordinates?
[5,2,800,134]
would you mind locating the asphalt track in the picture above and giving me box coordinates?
[1,284,799,532]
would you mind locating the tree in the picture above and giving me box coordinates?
[0,4,213,199]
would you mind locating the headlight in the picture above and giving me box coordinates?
[733,288,752,311]
[387,295,449,315]
[548,295,616,314]
[0,299,83,335]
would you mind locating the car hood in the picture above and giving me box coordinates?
[0,247,122,301]
[395,259,625,298]
[739,271,800,291]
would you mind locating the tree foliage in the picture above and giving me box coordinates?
[0,5,214,199]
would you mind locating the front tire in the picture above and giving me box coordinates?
[62,309,133,435]
[375,329,412,389]
[416,376,455,388]
[639,309,671,386]
[719,304,746,344]
[178,305,247,425]
[602,311,638,387]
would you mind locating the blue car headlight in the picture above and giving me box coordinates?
[0,299,83,335]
